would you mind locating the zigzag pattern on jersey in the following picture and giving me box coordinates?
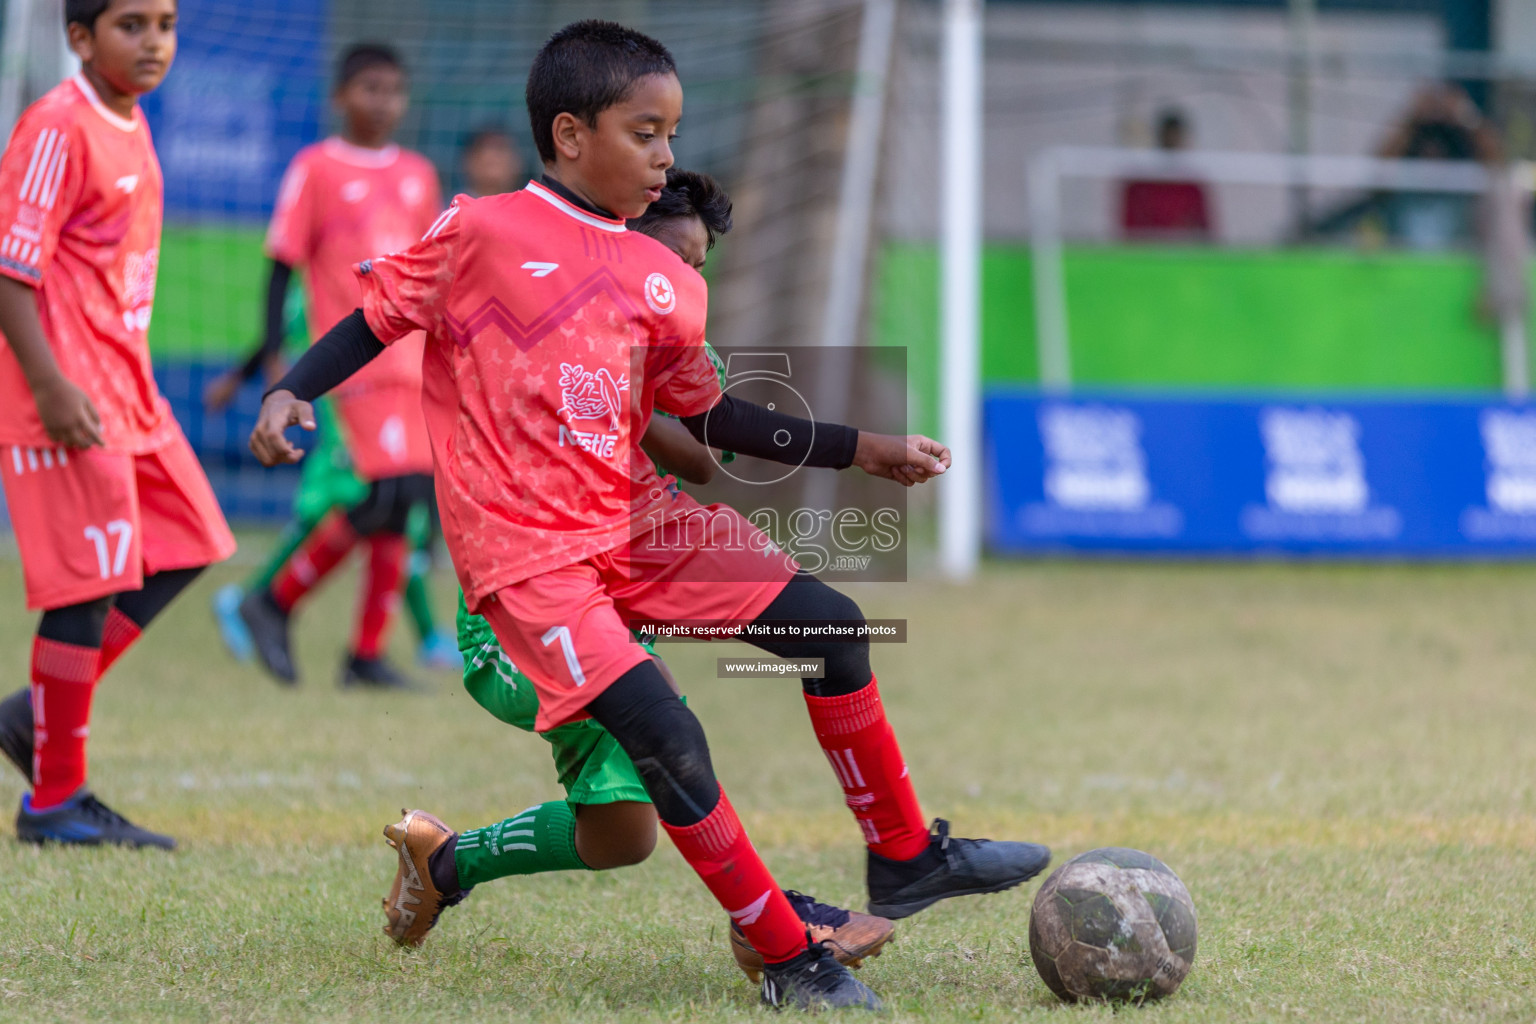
[444,266,643,352]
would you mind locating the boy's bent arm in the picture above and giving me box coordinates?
[0,277,103,448]
[677,394,950,486]
[206,260,294,410]
[640,416,717,485]
[249,308,383,465]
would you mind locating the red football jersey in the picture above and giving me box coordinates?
[0,75,176,453]
[266,138,442,399]
[356,181,723,607]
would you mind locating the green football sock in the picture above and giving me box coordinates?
[243,514,324,594]
[404,555,436,643]
[453,800,588,888]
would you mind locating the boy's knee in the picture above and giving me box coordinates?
[573,801,659,869]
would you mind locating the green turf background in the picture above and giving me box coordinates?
[151,229,1512,428]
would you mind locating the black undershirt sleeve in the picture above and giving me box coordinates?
[265,308,384,403]
[239,260,294,382]
[678,394,859,469]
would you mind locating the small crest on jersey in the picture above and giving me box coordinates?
[644,272,675,315]
[341,179,370,203]
[399,176,424,206]
[114,175,139,194]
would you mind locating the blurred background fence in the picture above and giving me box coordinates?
[4,0,1536,563]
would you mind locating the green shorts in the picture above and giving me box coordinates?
[459,609,657,806]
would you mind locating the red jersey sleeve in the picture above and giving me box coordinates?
[355,201,463,344]
[0,108,81,287]
[651,340,724,418]
[649,273,720,417]
[265,151,317,267]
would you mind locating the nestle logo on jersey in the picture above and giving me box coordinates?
[557,361,630,458]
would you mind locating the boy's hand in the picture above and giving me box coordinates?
[852,432,951,486]
[249,389,316,465]
[34,375,104,449]
[202,369,242,411]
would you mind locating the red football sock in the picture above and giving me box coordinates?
[353,532,406,659]
[804,676,930,862]
[270,511,359,612]
[30,637,100,810]
[662,787,807,965]
[96,607,142,678]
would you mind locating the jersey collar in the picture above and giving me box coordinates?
[322,137,401,168]
[527,178,626,233]
[70,74,139,133]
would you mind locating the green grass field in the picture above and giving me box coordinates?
[2,551,1535,1021]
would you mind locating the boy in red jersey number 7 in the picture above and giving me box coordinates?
[252,21,1049,1011]
[0,0,236,849]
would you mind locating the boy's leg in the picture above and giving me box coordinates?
[7,433,232,847]
[743,572,1051,920]
[0,444,133,812]
[475,577,832,977]
[339,473,435,689]
[240,472,423,687]
[406,505,461,669]
[382,637,647,946]
[29,598,109,810]
[239,509,358,684]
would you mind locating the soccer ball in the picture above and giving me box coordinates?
[1027,847,1197,1004]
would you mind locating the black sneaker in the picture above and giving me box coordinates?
[760,942,883,1011]
[340,654,418,691]
[239,589,298,685]
[17,790,176,849]
[866,818,1050,920]
[0,686,32,782]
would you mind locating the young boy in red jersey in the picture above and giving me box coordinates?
[252,22,1049,1010]
[235,44,444,690]
[0,0,236,849]
[380,169,895,982]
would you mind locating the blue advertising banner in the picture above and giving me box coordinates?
[139,0,327,220]
[985,391,1536,557]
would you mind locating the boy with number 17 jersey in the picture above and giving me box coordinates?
[0,0,235,849]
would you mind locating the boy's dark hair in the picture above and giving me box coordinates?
[525,20,676,165]
[336,43,404,90]
[65,0,112,29]
[630,168,733,249]
[464,125,516,154]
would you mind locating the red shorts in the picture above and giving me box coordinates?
[2,428,236,610]
[477,498,797,731]
[335,385,433,481]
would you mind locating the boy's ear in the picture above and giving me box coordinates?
[66,21,95,63]
[551,112,585,162]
